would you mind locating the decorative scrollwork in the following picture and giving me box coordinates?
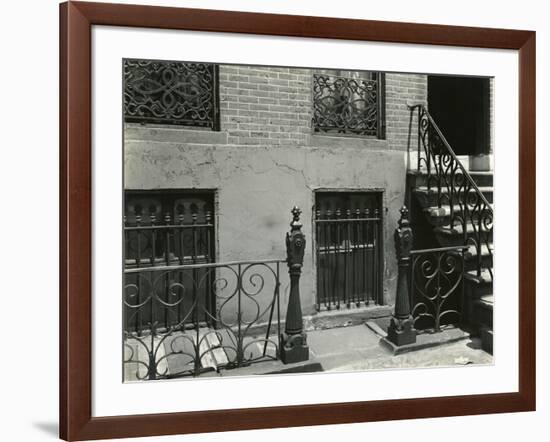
[415,105,493,281]
[123,260,284,381]
[124,59,219,129]
[313,74,381,136]
[411,248,466,331]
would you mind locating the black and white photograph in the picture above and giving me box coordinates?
[3,0,545,440]
[122,59,494,381]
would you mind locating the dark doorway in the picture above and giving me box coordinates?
[427,76,490,156]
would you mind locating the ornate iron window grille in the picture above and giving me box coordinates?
[313,73,385,138]
[124,59,220,129]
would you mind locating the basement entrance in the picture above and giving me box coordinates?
[314,191,383,311]
[427,75,491,156]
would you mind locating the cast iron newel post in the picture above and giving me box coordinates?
[281,206,310,364]
[387,206,417,346]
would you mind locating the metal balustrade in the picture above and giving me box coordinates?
[410,245,467,331]
[411,104,493,281]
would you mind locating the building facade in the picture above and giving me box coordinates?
[123,60,492,332]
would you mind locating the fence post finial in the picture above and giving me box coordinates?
[281,206,309,364]
[386,206,417,347]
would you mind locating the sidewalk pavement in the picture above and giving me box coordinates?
[219,322,492,377]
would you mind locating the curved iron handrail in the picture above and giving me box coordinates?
[410,104,493,212]
[409,104,493,281]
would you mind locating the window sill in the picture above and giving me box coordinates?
[307,134,388,149]
[124,123,228,145]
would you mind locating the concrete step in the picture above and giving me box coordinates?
[465,268,493,285]
[434,223,493,248]
[424,204,493,227]
[409,170,493,188]
[465,269,493,302]
[413,186,493,207]
[476,294,494,307]
[435,222,492,237]
[472,292,493,344]
[470,171,494,187]
[481,327,493,355]
[417,243,492,271]
[464,244,493,260]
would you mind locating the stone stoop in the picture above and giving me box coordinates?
[304,304,393,331]
[408,168,494,350]
[474,294,494,354]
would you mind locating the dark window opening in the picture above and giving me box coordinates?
[427,75,490,156]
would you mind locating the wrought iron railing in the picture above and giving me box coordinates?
[314,207,382,309]
[410,245,467,332]
[411,104,493,281]
[124,259,284,380]
[123,206,310,380]
[313,73,384,138]
[387,207,466,345]
[124,59,220,129]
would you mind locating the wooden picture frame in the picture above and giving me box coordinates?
[59,1,536,440]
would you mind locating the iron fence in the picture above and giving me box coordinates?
[124,259,285,380]
[410,245,467,331]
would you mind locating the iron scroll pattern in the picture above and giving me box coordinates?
[415,105,493,281]
[410,246,467,331]
[123,260,284,380]
[124,59,219,129]
[313,74,381,137]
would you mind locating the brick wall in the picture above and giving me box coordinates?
[218,66,428,151]
[386,73,428,152]
[219,65,311,146]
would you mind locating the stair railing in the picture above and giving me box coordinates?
[410,104,493,281]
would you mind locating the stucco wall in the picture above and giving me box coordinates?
[124,65,428,319]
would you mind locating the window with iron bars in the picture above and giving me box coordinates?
[314,191,384,311]
[124,59,220,130]
[123,190,216,331]
[313,71,385,139]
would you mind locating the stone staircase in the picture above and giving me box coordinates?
[409,168,494,354]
